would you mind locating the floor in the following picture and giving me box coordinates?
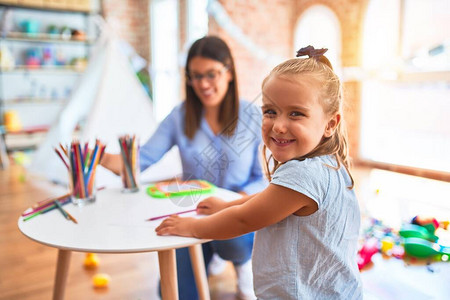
[1,158,449,299]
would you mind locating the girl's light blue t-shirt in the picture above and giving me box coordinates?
[253,155,362,300]
[139,100,267,194]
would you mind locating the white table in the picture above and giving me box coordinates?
[18,186,241,300]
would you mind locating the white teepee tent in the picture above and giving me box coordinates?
[29,19,181,186]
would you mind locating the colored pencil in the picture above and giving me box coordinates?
[119,135,138,189]
[55,140,105,200]
[24,196,70,217]
[54,148,69,170]
[23,198,70,221]
[146,209,197,221]
[54,200,78,224]
[34,193,70,208]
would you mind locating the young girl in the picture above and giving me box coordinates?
[101,36,265,299]
[156,45,362,299]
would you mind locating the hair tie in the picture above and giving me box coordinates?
[296,45,328,61]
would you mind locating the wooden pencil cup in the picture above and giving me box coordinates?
[119,135,140,193]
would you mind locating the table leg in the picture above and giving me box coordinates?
[53,249,72,300]
[158,249,178,300]
[189,244,210,300]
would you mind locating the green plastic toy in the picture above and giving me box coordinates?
[399,224,439,242]
[146,179,215,198]
[403,237,450,258]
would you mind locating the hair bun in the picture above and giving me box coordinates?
[296,45,328,61]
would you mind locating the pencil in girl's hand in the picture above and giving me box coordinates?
[146,209,197,221]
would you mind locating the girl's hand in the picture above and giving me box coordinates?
[155,215,196,237]
[196,197,228,215]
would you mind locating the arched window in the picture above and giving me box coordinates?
[294,5,342,73]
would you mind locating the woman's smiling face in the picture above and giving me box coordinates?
[261,75,336,163]
[188,56,232,110]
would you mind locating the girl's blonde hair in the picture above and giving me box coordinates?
[261,55,354,188]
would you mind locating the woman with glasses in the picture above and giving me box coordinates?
[101,36,266,299]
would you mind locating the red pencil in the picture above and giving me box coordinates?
[146,209,197,221]
[54,148,69,170]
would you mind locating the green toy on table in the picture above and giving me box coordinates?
[146,179,215,198]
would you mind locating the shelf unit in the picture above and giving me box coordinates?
[0,1,97,150]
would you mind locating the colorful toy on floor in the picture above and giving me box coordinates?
[84,253,100,269]
[92,273,110,288]
[357,238,379,270]
[380,236,395,254]
[411,215,449,233]
[403,237,450,259]
[399,224,438,242]
[399,215,450,259]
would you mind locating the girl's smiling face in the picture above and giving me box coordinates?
[261,75,339,163]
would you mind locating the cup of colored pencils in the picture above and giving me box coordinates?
[119,135,140,193]
[55,140,106,206]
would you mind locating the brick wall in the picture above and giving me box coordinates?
[102,0,368,159]
[209,0,295,104]
[101,0,150,62]
[209,0,369,158]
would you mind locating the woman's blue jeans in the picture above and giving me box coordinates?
[172,232,254,300]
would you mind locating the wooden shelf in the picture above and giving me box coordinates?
[397,70,450,82]
[4,126,49,150]
[4,32,93,44]
[3,98,68,104]
[6,124,49,134]
[0,65,85,73]
[0,2,93,14]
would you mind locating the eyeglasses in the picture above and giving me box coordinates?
[187,66,229,85]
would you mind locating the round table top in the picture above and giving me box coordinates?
[18,185,241,253]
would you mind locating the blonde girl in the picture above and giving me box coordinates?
[156,46,362,299]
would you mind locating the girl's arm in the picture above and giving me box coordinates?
[196,193,256,215]
[156,183,317,239]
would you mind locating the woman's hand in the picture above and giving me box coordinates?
[155,215,196,237]
[196,196,228,215]
[99,153,122,176]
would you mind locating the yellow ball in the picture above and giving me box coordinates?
[92,273,110,288]
[84,253,99,269]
